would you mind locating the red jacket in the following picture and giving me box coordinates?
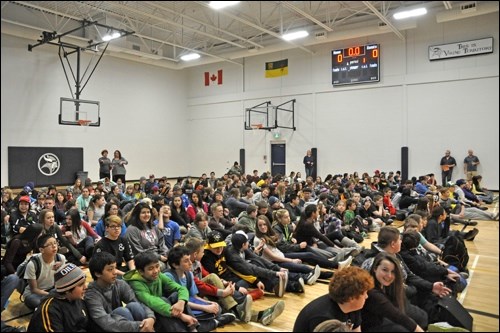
[193,263,220,297]
[383,195,396,215]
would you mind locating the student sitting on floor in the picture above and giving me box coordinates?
[123,252,199,331]
[22,234,66,310]
[165,246,236,329]
[85,251,155,332]
[27,263,88,332]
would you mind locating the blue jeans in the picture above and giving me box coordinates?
[1,274,19,311]
[278,261,313,274]
[285,250,337,269]
[112,302,147,321]
[24,293,44,310]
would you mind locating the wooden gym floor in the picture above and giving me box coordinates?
[2,202,498,332]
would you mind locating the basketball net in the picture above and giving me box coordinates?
[78,119,91,126]
[250,123,263,130]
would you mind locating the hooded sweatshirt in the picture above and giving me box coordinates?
[123,269,189,317]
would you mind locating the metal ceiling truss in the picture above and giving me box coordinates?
[3,2,494,68]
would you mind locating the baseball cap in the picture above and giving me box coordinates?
[19,196,31,204]
[152,186,159,191]
[205,231,227,249]
[455,179,466,186]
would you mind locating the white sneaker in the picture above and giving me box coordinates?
[306,265,321,285]
[338,256,353,270]
[274,272,287,297]
[298,277,305,292]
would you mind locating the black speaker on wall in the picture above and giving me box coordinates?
[239,149,245,175]
[311,147,317,179]
[401,146,408,182]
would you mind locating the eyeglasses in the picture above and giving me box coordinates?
[43,242,58,248]
[107,225,121,230]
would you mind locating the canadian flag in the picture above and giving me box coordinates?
[204,70,223,86]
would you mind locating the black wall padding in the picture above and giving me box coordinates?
[401,146,408,182]
[8,146,84,187]
[311,147,317,179]
[239,149,245,175]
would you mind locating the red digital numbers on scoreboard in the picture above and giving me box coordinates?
[332,44,380,86]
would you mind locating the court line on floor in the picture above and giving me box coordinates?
[466,308,500,319]
[247,321,281,332]
[3,311,33,323]
[459,254,479,303]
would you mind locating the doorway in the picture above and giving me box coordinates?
[271,142,286,176]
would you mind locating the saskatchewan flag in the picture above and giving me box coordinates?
[265,59,288,78]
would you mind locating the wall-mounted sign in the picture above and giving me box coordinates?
[429,37,493,61]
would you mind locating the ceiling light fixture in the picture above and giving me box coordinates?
[102,30,121,41]
[282,30,309,41]
[180,53,201,61]
[209,1,240,10]
[393,7,427,20]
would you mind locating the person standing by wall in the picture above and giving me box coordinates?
[439,150,457,186]
[98,149,112,180]
[463,149,480,181]
[303,150,314,178]
[111,150,128,183]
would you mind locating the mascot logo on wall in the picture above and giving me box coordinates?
[38,153,60,176]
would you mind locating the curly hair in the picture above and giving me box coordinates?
[329,266,374,304]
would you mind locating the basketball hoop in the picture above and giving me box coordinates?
[77,119,91,127]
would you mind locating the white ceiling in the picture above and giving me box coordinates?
[1,1,497,69]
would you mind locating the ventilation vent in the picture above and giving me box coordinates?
[247,46,258,53]
[378,22,387,27]
[132,44,140,51]
[315,31,327,40]
[461,1,477,13]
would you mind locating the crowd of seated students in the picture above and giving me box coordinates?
[1,168,496,331]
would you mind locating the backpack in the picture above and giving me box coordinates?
[441,232,469,272]
[15,253,62,300]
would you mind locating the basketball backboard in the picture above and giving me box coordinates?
[59,97,100,126]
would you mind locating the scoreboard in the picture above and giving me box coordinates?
[332,44,380,86]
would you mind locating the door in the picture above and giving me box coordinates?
[271,143,286,176]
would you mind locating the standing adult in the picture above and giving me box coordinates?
[111,150,128,183]
[303,149,315,178]
[463,149,480,181]
[439,150,456,186]
[98,149,112,179]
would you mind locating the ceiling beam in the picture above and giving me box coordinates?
[144,1,264,50]
[362,1,405,41]
[194,1,314,55]
[280,1,333,31]
[105,2,249,50]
